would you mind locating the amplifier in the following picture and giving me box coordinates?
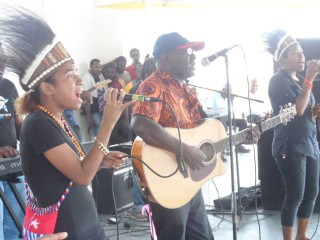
[82,141,134,214]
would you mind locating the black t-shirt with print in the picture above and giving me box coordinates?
[0,78,18,148]
[20,111,106,240]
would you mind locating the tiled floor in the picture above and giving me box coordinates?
[99,145,320,240]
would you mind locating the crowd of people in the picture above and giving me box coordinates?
[0,4,319,240]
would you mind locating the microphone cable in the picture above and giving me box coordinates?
[238,44,262,240]
[310,210,320,239]
[127,99,183,179]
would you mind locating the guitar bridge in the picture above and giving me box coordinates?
[177,156,189,178]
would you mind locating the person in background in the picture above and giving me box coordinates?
[243,79,271,124]
[0,42,25,240]
[126,48,141,80]
[0,7,132,239]
[129,57,156,96]
[264,29,320,240]
[205,83,250,153]
[114,56,131,85]
[101,62,130,146]
[82,59,105,137]
[125,62,142,94]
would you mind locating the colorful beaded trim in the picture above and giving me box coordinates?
[274,34,298,61]
[26,42,72,90]
[25,180,73,215]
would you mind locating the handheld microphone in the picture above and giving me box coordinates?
[201,45,238,66]
[118,93,161,102]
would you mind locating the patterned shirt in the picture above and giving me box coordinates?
[132,70,203,129]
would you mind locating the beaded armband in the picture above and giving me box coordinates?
[304,79,313,90]
[95,138,109,155]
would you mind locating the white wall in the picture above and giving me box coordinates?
[2,0,320,140]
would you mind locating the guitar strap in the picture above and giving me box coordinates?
[118,78,127,89]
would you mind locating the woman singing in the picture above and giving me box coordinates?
[264,29,320,240]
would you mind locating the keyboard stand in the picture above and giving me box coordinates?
[0,181,23,236]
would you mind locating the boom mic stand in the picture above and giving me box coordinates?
[190,58,265,240]
[224,54,238,240]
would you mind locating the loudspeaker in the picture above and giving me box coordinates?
[258,128,285,210]
[81,141,134,214]
[92,167,133,214]
[258,129,320,211]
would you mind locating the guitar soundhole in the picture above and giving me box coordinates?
[199,142,215,163]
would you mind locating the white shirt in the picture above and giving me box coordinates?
[82,72,104,98]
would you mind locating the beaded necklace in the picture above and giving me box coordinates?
[37,104,85,159]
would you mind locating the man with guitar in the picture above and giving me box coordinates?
[130,32,259,240]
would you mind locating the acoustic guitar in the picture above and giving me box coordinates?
[80,79,111,115]
[131,105,296,209]
[86,79,111,93]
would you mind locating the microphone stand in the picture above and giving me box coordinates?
[224,55,238,240]
[187,84,264,104]
[190,65,271,238]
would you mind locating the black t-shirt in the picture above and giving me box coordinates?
[0,78,18,148]
[20,111,106,240]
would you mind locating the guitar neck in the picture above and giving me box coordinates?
[87,86,97,92]
[214,114,283,153]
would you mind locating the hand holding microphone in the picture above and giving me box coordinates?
[306,60,320,70]
[305,60,320,83]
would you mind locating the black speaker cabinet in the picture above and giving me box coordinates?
[258,128,285,210]
[92,167,133,214]
[258,129,320,211]
[82,141,134,214]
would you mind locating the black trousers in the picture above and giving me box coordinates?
[150,190,214,240]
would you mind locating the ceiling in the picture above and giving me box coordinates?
[95,0,320,10]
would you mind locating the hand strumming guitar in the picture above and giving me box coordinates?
[182,144,205,171]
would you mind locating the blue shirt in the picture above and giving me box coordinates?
[63,109,78,128]
[268,69,319,158]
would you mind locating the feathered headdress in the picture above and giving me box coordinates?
[0,7,72,92]
[263,29,298,62]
